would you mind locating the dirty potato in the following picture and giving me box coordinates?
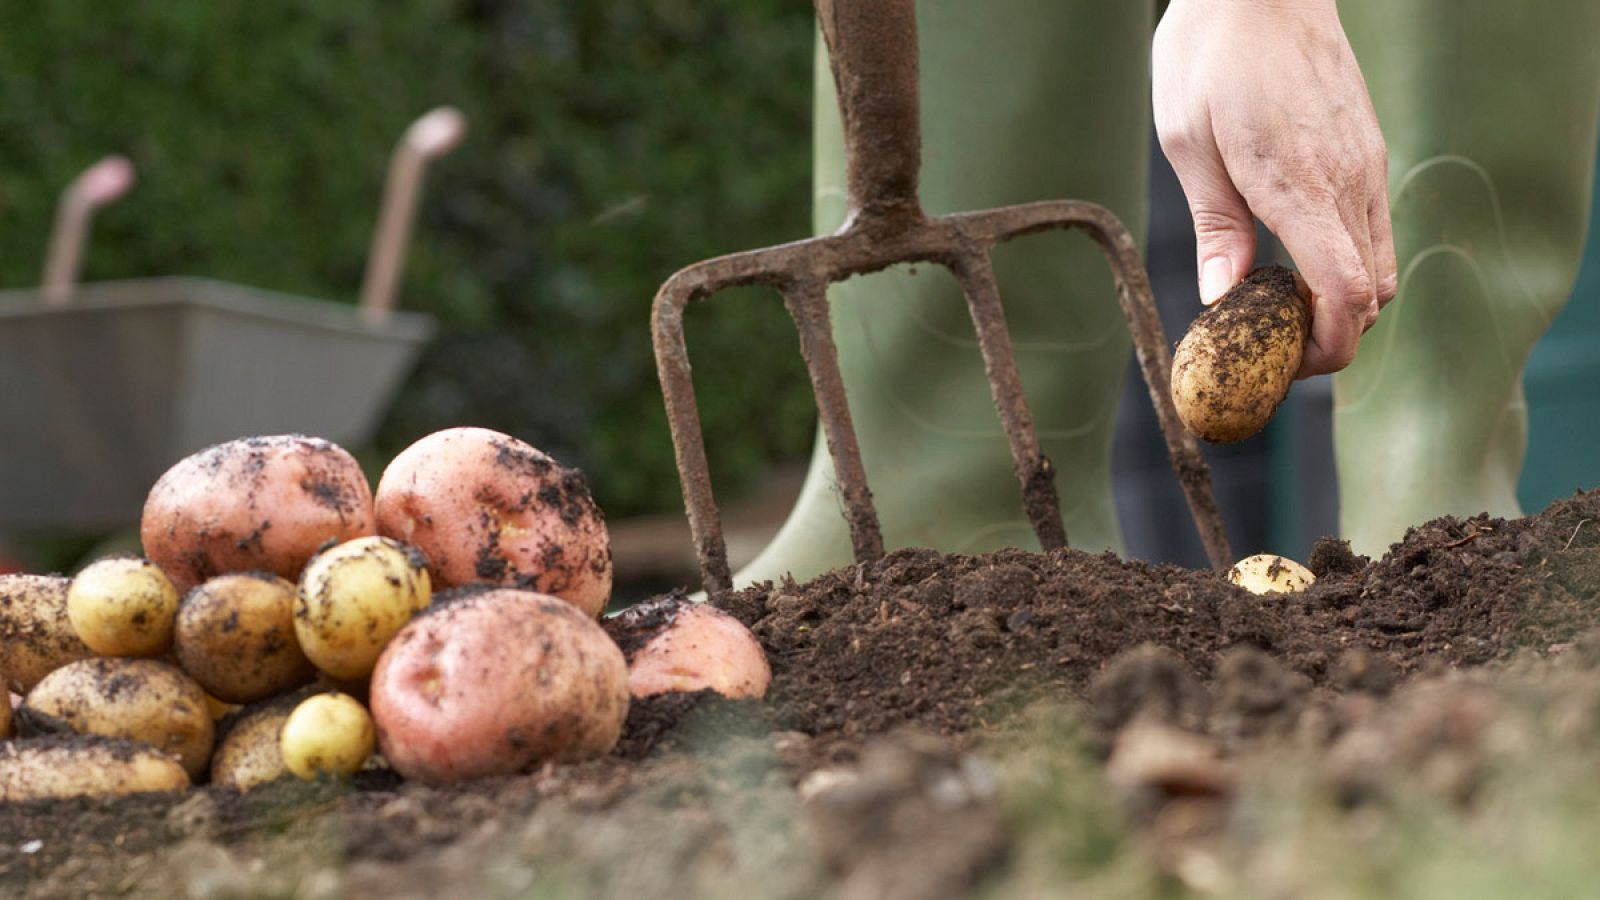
[0,573,93,694]
[603,594,771,700]
[1171,266,1312,443]
[67,555,180,658]
[374,427,613,618]
[210,693,306,791]
[1228,553,1316,594]
[175,573,316,704]
[1,735,189,801]
[21,657,215,779]
[141,434,377,594]
[370,588,629,783]
[280,692,375,780]
[295,537,432,681]
[1,693,10,739]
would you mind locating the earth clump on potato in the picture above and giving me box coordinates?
[1171,266,1312,443]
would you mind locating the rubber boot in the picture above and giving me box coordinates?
[1334,1,1600,557]
[734,0,1153,588]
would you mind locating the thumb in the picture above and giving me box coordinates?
[1187,181,1258,306]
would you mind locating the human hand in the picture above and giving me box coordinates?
[1153,0,1396,378]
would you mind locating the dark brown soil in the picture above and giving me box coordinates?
[5,490,1600,898]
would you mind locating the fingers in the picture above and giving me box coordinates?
[1368,171,1398,308]
[1258,195,1376,379]
[1162,136,1259,306]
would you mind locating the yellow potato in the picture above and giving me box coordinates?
[175,573,316,704]
[67,555,180,658]
[0,573,94,694]
[211,699,298,791]
[22,657,215,780]
[280,692,375,779]
[0,735,189,801]
[1228,554,1316,594]
[1171,266,1312,444]
[295,536,432,681]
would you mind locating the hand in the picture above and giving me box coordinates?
[1153,0,1396,377]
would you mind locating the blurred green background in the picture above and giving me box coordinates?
[0,0,818,525]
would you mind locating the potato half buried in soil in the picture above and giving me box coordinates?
[1171,266,1312,443]
[602,593,771,699]
[0,573,93,694]
[175,572,316,704]
[67,555,180,658]
[374,428,613,617]
[141,435,377,594]
[20,657,215,780]
[1,735,189,801]
[369,587,629,783]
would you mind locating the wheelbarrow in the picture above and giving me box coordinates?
[0,108,465,532]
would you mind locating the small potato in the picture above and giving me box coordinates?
[1171,266,1312,444]
[175,573,316,704]
[141,435,377,594]
[603,594,771,699]
[0,573,94,694]
[1,735,189,801]
[67,555,180,657]
[375,428,613,618]
[370,588,629,783]
[280,692,375,779]
[212,705,291,790]
[22,657,215,779]
[1228,554,1316,594]
[295,537,432,681]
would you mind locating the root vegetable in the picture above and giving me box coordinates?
[280,692,375,780]
[20,657,215,779]
[211,702,292,790]
[370,587,628,783]
[141,434,377,594]
[0,735,189,801]
[0,573,93,694]
[294,536,432,681]
[374,428,613,618]
[604,594,771,699]
[1171,266,1312,443]
[1228,553,1315,594]
[175,572,316,704]
[66,556,179,658]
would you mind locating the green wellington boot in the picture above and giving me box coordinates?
[733,0,1154,588]
[1335,2,1600,557]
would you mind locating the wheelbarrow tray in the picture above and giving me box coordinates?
[0,277,434,531]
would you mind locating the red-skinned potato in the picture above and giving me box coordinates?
[374,428,612,618]
[370,587,628,783]
[603,594,771,699]
[141,435,376,594]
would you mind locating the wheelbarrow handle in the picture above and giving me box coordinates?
[41,155,136,307]
[815,0,924,231]
[359,106,467,324]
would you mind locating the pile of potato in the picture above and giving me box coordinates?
[1,427,771,801]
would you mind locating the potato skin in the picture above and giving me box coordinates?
[141,435,377,594]
[0,735,189,801]
[67,555,180,658]
[375,428,613,618]
[603,595,771,700]
[1171,266,1312,444]
[22,657,215,780]
[175,573,316,704]
[0,574,94,694]
[370,588,629,783]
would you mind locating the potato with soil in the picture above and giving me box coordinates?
[67,555,180,657]
[604,594,771,699]
[295,536,432,681]
[375,427,612,618]
[175,572,316,703]
[1171,266,1312,443]
[20,657,215,779]
[209,689,314,790]
[370,587,628,783]
[0,573,94,694]
[1229,553,1316,594]
[1,735,189,801]
[141,434,377,593]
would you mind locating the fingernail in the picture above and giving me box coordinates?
[1200,257,1233,305]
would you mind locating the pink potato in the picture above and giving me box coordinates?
[369,587,629,783]
[141,435,376,594]
[374,427,613,618]
[603,594,771,700]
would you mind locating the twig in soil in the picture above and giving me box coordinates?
[1444,528,1486,549]
[1564,518,1591,552]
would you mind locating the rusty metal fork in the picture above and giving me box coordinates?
[651,0,1231,600]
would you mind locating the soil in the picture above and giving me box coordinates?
[5,490,1600,898]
